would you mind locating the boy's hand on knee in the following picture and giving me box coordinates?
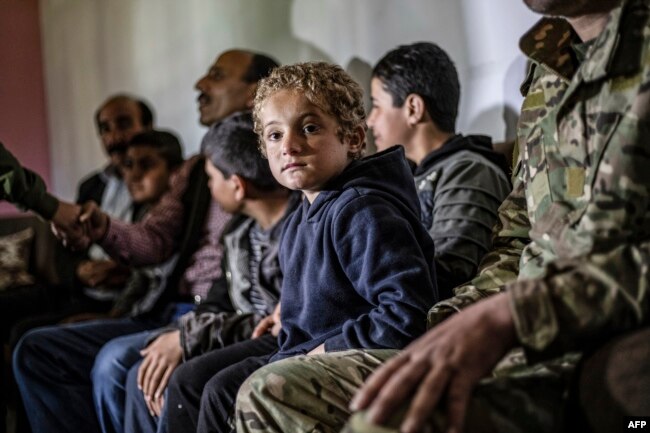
[350,293,516,433]
[150,394,165,418]
[137,330,182,415]
[252,303,282,338]
[252,315,275,338]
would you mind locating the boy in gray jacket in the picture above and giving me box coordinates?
[368,42,511,297]
[102,113,298,433]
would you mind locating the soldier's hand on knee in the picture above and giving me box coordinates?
[350,293,517,433]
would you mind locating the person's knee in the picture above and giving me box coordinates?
[12,331,32,377]
[200,373,223,406]
[125,362,141,395]
[235,369,261,407]
[236,359,301,407]
[92,337,132,386]
[93,345,116,383]
[168,361,196,396]
[13,327,51,377]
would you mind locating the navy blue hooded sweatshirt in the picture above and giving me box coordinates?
[273,146,438,361]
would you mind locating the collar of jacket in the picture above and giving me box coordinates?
[413,134,508,179]
[519,0,647,86]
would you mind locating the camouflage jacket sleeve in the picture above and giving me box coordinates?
[0,142,59,219]
[428,159,530,327]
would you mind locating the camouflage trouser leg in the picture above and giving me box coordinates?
[235,349,398,433]
[344,354,578,433]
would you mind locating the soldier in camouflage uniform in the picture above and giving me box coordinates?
[235,0,650,432]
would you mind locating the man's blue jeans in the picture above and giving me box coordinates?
[92,303,194,433]
[13,317,162,433]
[93,331,151,433]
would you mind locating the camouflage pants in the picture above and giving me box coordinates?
[235,349,397,433]
[235,349,577,433]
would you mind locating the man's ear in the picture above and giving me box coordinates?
[404,93,427,126]
[231,174,248,201]
[245,83,257,109]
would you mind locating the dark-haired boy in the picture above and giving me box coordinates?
[95,113,297,433]
[105,130,185,318]
[63,130,186,320]
[369,42,511,298]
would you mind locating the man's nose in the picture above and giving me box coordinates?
[195,75,207,91]
[367,109,377,129]
[104,129,127,148]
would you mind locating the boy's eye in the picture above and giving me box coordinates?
[267,131,282,141]
[303,124,319,134]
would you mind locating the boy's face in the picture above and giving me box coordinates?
[260,90,359,203]
[123,145,172,204]
[367,77,412,153]
[204,159,240,213]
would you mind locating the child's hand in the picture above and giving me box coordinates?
[76,259,129,287]
[252,303,282,338]
[79,200,110,243]
[137,330,183,416]
[307,344,325,355]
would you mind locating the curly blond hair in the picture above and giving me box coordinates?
[253,62,366,159]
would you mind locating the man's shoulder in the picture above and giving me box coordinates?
[78,169,104,186]
[223,214,255,244]
[76,169,108,204]
[417,148,509,190]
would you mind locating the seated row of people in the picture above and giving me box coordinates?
[8,40,512,433]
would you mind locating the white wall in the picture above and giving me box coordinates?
[40,0,538,200]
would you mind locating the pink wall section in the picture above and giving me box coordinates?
[0,0,51,216]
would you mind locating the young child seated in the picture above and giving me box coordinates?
[89,113,298,433]
[107,130,185,317]
[69,129,185,319]
[191,61,439,433]
[72,129,183,304]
